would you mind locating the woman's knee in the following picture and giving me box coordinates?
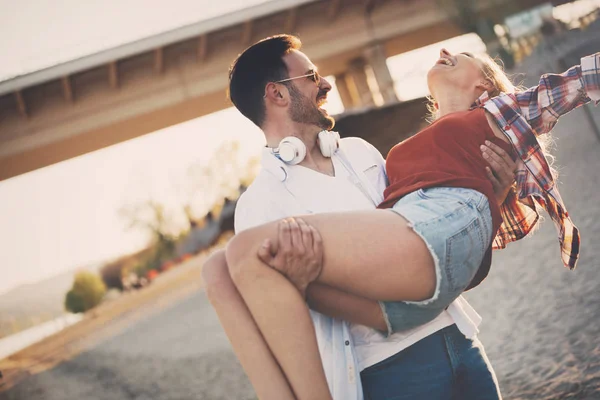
[202,250,237,302]
[225,229,263,284]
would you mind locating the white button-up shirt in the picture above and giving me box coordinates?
[234,137,482,399]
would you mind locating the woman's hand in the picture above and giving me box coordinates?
[481,140,518,204]
[257,218,324,298]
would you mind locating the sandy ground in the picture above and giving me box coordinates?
[1,29,599,400]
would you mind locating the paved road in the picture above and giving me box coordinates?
[2,32,599,400]
[0,291,255,400]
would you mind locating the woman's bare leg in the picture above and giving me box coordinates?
[226,243,333,400]
[202,250,296,400]
[204,251,388,400]
[229,210,436,302]
[225,211,436,399]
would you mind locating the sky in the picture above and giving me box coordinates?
[0,0,274,81]
[0,0,597,295]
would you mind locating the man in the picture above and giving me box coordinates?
[203,34,515,399]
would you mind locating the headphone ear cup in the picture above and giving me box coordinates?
[277,136,306,165]
[318,130,340,158]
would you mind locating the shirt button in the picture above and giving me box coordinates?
[504,125,510,130]
[345,340,350,346]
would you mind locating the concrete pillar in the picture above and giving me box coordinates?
[346,57,375,108]
[334,73,356,110]
[363,43,398,104]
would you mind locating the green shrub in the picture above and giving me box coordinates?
[65,289,85,313]
[64,271,106,313]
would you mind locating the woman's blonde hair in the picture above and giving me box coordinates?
[426,53,556,177]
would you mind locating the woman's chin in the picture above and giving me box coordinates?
[426,71,454,93]
[427,67,445,81]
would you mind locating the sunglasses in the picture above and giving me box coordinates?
[274,71,321,87]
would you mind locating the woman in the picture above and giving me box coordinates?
[210,49,599,399]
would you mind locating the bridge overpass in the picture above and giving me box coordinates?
[0,0,551,181]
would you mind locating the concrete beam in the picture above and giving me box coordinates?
[241,20,253,46]
[285,8,298,33]
[0,0,320,96]
[383,20,463,58]
[197,35,208,62]
[14,91,27,118]
[154,48,164,74]
[108,62,119,89]
[328,0,342,19]
[0,89,230,181]
[0,0,459,171]
[61,76,74,103]
[365,0,376,14]
[0,0,535,180]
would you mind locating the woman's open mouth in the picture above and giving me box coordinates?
[436,57,455,67]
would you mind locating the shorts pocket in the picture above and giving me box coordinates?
[444,216,486,293]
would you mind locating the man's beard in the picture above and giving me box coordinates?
[287,85,335,131]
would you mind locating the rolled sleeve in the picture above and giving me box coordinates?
[580,53,600,102]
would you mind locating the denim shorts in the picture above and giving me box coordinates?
[380,187,493,335]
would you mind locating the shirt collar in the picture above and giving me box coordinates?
[471,91,491,109]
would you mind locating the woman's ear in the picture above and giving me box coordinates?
[476,78,494,92]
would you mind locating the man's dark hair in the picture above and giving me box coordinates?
[228,34,302,127]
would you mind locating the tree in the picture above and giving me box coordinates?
[119,200,179,274]
[119,200,180,241]
[117,139,261,272]
[183,141,260,222]
[64,271,106,313]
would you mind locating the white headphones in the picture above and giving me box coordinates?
[271,131,340,165]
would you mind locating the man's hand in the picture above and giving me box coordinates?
[257,218,324,298]
[481,140,518,204]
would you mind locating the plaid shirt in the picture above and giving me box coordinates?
[475,53,600,269]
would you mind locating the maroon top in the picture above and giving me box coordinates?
[379,107,515,289]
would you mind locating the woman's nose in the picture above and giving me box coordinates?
[440,48,451,58]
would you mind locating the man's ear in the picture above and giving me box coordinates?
[264,83,287,103]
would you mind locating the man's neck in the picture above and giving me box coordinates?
[300,145,335,176]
